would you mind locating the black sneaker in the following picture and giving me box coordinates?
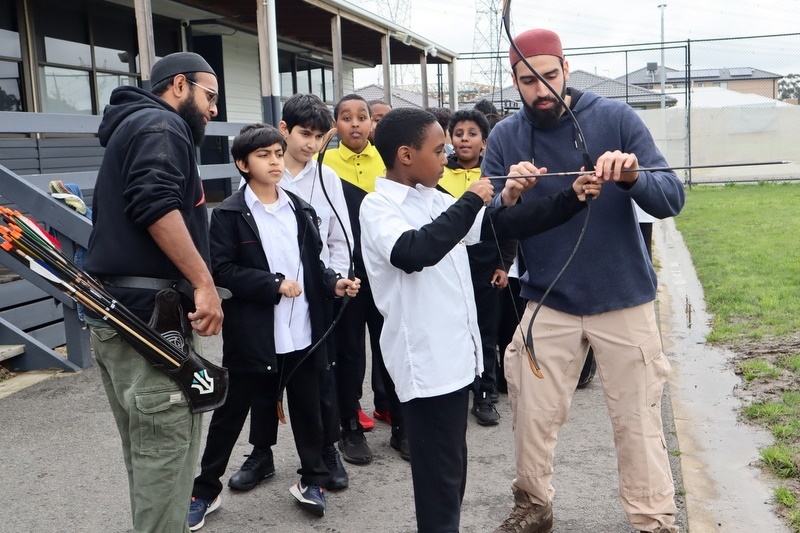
[389,430,411,462]
[228,447,275,491]
[289,481,326,517]
[577,349,597,389]
[322,445,349,490]
[338,421,373,464]
[489,389,500,404]
[472,392,500,426]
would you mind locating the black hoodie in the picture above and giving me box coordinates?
[84,86,210,319]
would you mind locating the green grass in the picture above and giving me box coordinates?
[739,358,781,381]
[761,444,800,478]
[777,486,798,508]
[675,183,800,343]
[781,353,800,373]
[676,183,800,531]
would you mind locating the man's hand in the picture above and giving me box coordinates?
[335,277,361,298]
[188,284,223,336]
[594,150,639,183]
[467,178,494,204]
[572,173,602,202]
[279,280,303,298]
[501,161,544,206]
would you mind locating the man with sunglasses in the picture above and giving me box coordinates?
[84,52,223,533]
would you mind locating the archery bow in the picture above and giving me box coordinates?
[499,0,597,379]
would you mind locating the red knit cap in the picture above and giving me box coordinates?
[509,29,563,67]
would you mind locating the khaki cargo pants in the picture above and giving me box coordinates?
[89,321,202,533]
[505,301,677,533]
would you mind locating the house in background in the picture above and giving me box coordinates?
[619,64,782,100]
[460,69,675,113]
[354,83,442,108]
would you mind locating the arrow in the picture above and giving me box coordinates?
[483,160,791,181]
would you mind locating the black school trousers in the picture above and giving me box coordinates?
[192,352,329,500]
[404,386,470,533]
[248,365,340,449]
[334,281,382,425]
[471,264,502,396]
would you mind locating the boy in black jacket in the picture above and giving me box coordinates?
[188,124,359,529]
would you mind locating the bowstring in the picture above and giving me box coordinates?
[500,0,595,378]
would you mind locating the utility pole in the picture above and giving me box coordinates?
[659,4,667,109]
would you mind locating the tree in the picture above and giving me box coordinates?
[778,74,800,100]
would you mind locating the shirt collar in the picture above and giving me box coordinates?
[375,177,437,205]
[337,140,378,160]
[283,159,317,182]
[244,183,292,211]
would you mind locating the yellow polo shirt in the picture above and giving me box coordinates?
[322,141,385,193]
[438,165,483,198]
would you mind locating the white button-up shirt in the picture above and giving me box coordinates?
[245,185,311,354]
[241,161,353,278]
[359,177,484,402]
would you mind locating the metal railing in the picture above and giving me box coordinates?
[0,112,246,371]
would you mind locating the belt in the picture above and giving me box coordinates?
[100,275,233,300]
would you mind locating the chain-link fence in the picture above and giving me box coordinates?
[565,33,800,185]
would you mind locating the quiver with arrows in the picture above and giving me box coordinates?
[140,288,229,413]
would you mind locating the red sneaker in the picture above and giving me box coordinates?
[358,408,375,431]
[372,410,392,426]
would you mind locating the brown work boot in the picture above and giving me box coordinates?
[639,527,679,533]
[493,488,553,533]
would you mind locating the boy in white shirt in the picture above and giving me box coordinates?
[234,94,353,493]
[189,124,359,529]
[359,108,600,532]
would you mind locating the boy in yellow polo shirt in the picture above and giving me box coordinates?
[323,94,407,465]
[438,109,515,426]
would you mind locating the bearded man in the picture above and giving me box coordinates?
[84,52,223,533]
[484,30,685,533]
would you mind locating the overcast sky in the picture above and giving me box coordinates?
[353,0,800,88]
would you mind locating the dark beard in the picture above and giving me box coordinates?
[177,93,207,146]
[523,85,568,129]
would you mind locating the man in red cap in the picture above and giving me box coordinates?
[484,29,684,533]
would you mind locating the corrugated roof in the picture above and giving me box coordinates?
[620,65,781,85]
[461,70,675,110]
[354,84,442,109]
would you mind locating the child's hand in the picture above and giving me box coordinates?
[335,277,361,298]
[467,178,494,204]
[490,269,508,290]
[501,161,545,206]
[572,173,602,202]
[279,279,302,298]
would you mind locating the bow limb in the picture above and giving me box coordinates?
[499,0,597,379]
[276,127,355,423]
[501,0,594,172]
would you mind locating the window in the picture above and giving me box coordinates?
[32,0,179,114]
[39,66,92,114]
[279,52,335,104]
[0,60,22,111]
[0,0,23,111]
